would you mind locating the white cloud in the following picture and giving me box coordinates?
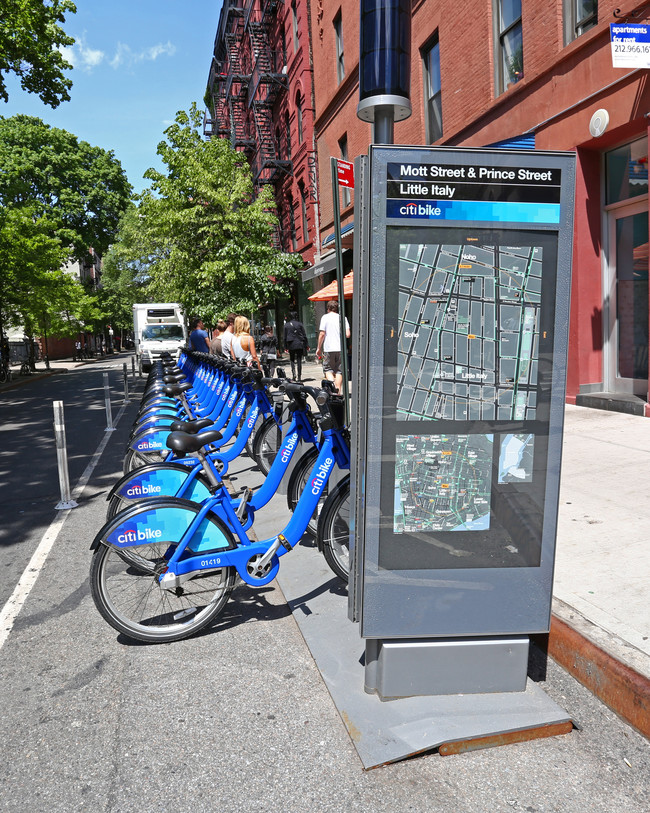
[110,41,176,69]
[59,36,105,71]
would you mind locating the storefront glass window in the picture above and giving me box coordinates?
[606,138,648,204]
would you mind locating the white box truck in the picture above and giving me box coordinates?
[133,303,187,372]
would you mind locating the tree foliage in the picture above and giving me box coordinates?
[0,0,77,108]
[0,115,132,340]
[121,104,302,322]
[0,114,132,259]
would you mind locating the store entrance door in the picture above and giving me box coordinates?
[605,202,649,397]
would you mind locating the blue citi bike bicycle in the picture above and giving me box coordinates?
[89,383,349,642]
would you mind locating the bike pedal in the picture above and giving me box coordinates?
[277,533,293,552]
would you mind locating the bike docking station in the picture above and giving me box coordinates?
[273,142,578,769]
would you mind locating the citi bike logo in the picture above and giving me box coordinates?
[226,392,237,408]
[117,527,162,545]
[136,439,163,450]
[311,457,334,495]
[280,432,299,464]
[246,408,260,429]
[399,201,442,217]
[125,484,162,497]
[235,401,246,418]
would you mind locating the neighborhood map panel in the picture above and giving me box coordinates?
[396,241,542,421]
[394,433,493,534]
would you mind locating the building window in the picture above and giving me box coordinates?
[564,1,598,44]
[285,111,292,160]
[422,34,442,143]
[291,1,299,53]
[296,92,303,144]
[299,182,309,242]
[495,0,523,93]
[606,138,648,205]
[338,134,351,208]
[334,10,345,84]
[288,194,297,251]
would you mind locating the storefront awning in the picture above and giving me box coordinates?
[308,271,354,301]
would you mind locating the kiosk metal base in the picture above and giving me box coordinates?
[364,636,530,699]
[276,540,572,769]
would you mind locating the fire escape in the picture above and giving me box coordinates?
[205,0,292,248]
[205,1,291,182]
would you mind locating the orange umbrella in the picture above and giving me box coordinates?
[308,271,354,301]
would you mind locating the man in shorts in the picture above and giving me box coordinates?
[316,300,350,393]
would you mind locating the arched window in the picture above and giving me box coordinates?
[299,181,309,242]
[285,111,292,160]
[287,194,297,251]
[296,92,303,144]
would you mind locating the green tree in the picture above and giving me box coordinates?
[98,206,151,332]
[130,104,301,321]
[0,0,77,108]
[0,114,132,259]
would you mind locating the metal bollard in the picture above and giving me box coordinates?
[131,356,136,383]
[104,372,115,432]
[53,401,78,509]
[122,363,130,404]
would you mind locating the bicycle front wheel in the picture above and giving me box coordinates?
[317,475,350,583]
[252,415,283,475]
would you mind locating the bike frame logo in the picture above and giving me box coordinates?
[246,406,260,429]
[280,432,299,464]
[311,457,334,495]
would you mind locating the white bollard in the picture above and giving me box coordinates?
[104,372,115,432]
[131,355,136,383]
[53,401,78,509]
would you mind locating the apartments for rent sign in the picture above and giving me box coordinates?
[611,23,650,69]
[386,161,562,224]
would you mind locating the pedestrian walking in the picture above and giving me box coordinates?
[283,310,309,381]
[316,300,350,394]
[259,325,279,377]
[189,317,210,353]
[231,316,261,370]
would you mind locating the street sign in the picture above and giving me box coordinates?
[610,22,650,69]
[337,158,355,188]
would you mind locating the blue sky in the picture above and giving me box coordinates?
[1,0,223,193]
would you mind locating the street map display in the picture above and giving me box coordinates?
[396,241,542,421]
[394,433,493,534]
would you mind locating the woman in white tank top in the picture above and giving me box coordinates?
[231,315,261,370]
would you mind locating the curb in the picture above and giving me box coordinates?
[539,608,650,740]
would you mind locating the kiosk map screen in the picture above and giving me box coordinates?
[379,227,558,571]
[397,241,542,422]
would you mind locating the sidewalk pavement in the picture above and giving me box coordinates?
[3,353,648,738]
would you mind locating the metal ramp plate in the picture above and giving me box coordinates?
[276,538,572,770]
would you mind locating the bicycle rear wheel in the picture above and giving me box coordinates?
[317,475,350,583]
[286,447,328,536]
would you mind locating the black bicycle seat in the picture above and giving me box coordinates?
[169,417,214,434]
[166,429,223,455]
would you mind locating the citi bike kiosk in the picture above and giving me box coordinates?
[350,146,576,704]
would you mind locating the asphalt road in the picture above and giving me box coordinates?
[0,360,648,812]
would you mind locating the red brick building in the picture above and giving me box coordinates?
[207,0,650,413]
[306,0,650,414]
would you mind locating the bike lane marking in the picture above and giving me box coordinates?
[0,401,129,651]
